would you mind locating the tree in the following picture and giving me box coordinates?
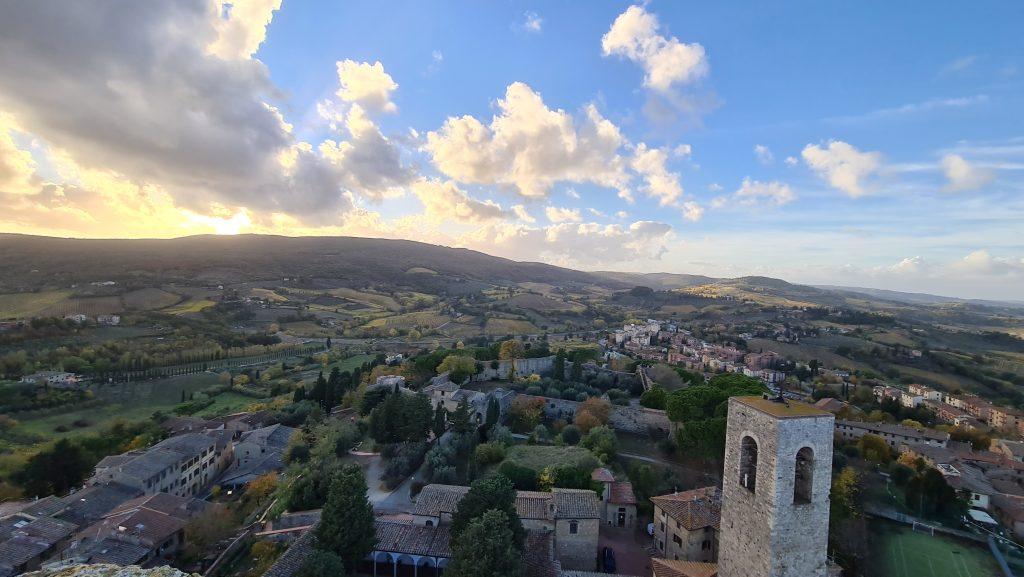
[292,386,306,402]
[432,403,447,438]
[560,424,581,445]
[17,438,93,497]
[498,340,524,360]
[315,465,376,571]
[451,475,525,548]
[437,354,477,384]
[570,358,583,381]
[581,426,618,463]
[450,399,473,434]
[640,385,667,409]
[296,550,346,577]
[508,396,545,433]
[310,371,327,408]
[447,510,523,577]
[485,396,501,429]
[552,349,566,381]
[856,434,891,465]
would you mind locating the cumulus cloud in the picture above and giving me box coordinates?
[734,178,796,206]
[335,60,399,113]
[754,144,774,165]
[0,0,370,223]
[950,250,1024,277]
[941,154,994,192]
[681,201,703,222]
[208,0,281,60]
[545,206,582,223]
[602,5,708,92]
[802,140,882,197]
[424,82,629,198]
[412,178,506,223]
[631,143,683,206]
[511,204,536,223]
[784,156,798,166]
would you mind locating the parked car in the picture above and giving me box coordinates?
[602,546,616,573]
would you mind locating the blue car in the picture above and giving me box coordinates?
[602,546,616,573]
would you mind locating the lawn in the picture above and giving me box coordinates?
[503,445,598,472]
[328,354,377,374]
[196,391,265,417]
[870,520,999,577]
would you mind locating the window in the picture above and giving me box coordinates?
[569,521,578,534]
[672,534,682,546]
[425,520,434,527]
[794,446,814,504]
[740,436,758,492]
[702,540,711,551]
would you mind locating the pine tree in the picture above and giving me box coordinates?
[570,358,583,381]
[432,403,447,438]
[447,510,523,577]
[485,396,500,429]
[315,465,376,571]
[292,386,305,402]
[451,399,472,434]
[552,349,566,381]
[310,371,327,408]
[450,475,524,549]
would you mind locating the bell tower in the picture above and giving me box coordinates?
[717,396,834,577]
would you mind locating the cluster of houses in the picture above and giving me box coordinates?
[815,388,1024,541]
[0,412,295,576]
[609,321,787,385]
[873,383,1024,436]
[19,372,83,390]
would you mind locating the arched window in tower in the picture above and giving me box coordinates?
[739,436,758,492]
[794,446,814,504]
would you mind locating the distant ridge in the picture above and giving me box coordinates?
[816,284,1024,309]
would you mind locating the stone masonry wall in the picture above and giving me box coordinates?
[554,517,599,570]
[717,398,834,577]
[470,356,555,381]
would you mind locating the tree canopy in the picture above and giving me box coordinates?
[446,510,523,577]
[315,464,376,570]
[451,474,525,549]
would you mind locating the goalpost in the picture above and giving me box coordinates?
[912,521,936,536]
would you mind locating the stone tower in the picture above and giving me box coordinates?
[717,396,835,577]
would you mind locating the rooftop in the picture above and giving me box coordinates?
[733,396,831,418]
[651,486,721,531]
[651,558,718,577]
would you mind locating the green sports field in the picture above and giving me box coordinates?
[871,521,1000,577]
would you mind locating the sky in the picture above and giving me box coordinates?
[0,1,1022,300]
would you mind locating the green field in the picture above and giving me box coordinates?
[871,521,999,577]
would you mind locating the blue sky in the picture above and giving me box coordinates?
[0,1,1022,299]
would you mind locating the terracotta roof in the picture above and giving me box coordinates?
[651,558,718,577]
[650,486,721,531]
[591,468,615,483]
[552,488,600,519]
[814,397,846,413]
[516,491,551,520]
[263,529,316,577]
[608,482,637,505]
[412,484,468,517]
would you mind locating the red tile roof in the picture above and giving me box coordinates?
[650,486,721,531]
[609,482,636,505]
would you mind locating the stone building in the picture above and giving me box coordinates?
[411,483,600,570]
[650,486,721,563]
[592,468,637,528]
[716,396,834,577]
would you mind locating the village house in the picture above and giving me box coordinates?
[591,468,637,528]
[60,493,205,568]
[908,383,942,401]
[91,433,224,498]
[0,512,77,576]
[989,406,1024,435]
[19,372,82,390]
[650,486,721,564]
[217,423,294,489]
[411,484,601,570]
[834,420,949,450]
